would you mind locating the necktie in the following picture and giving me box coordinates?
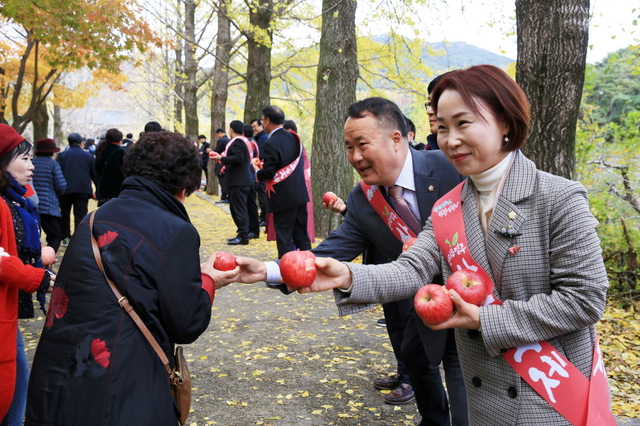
[388,185,423,235]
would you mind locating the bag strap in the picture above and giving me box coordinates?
[89,210,172,375]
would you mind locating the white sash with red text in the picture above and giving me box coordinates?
[431,182,615,426]
[360,182,416,243]
[265,130,302,197]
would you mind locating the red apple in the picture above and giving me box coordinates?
[41,246,56,266]
[213,251,238,271]
[414,284,454,325]
[280,250,317,288]
[445,269,489,306]
[322,192,337,205]
[252,158,263,169]
[402,237,417,252]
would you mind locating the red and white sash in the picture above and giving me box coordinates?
[265,130,303,197]
[431,182,615,426]
[220,136,254,174]
[360,182,416,243]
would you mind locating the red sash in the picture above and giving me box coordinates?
[265,129,302,197]
[360,182,416,243]
[431,182,615,426]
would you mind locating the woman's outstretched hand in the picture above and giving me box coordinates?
[425,289,481,331]
[297,257,352,294]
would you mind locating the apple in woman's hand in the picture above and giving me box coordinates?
[42,246,56,266]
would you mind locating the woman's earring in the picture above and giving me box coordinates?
[504,135,509,143]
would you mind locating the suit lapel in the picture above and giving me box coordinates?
[484,151,537,291]
[412,151,442,225]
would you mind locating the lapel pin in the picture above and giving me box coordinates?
[428,185,435,192]
[509,245,520,255]
[494,224,522,239]
[508,211,517,220]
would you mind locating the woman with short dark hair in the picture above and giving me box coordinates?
[0,125,53,426]
[293,65,613,425]
[26,131,237,426]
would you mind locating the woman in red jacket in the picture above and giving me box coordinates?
[0,124,54,425]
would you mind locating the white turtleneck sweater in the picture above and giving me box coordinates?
[469,151,515,235]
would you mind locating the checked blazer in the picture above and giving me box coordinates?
[338,150,610,425]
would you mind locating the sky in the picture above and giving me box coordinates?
[419,0,639,63]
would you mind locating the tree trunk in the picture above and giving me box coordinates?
[207,0,232,195]
[53,104,63,144]
[516,0,589,179]
[243,0,273,124]
[183,0,199,141]
[310,0,358,238]
[32,101,49,141]
[174,2,184,131]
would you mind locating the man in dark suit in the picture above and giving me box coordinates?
[211,120,256,245]
[237,98,468,426]
[57,132,99,243]
[255,105,310,258]
[213,128,230,203]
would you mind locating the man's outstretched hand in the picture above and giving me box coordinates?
[235,257,268,283]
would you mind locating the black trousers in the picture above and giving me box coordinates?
[59,193,91,239]
[403,303,451,426]
[228,185,251,239]
[255,181,268,222]
[40,214,63,252]
[382,299,411,384]
[272,204,311,258]
[217,173,229,200]
[247,184,260,235]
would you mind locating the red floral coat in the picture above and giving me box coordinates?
[0,198,45,420]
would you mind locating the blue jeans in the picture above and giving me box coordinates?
[1,328,28,426]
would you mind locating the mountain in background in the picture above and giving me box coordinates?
[371,36,514,71]
[423,41,514,71]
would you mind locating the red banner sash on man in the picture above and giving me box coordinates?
[220,136,253,174]
[265,130,302,198]
[360,182,416,243]
[430,182,615,426]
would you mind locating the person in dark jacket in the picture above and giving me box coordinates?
[56,133,99,243]
[95,128,125,206]
[32,138,67,252]
[25,131,238,426]
[212,129,230,203]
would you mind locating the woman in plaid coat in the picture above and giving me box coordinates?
[300,65,611,425]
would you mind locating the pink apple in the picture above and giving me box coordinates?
[402,237,417,252]
[414,284,454,325]
[445,269,489,306]
[41,246,56,266]
[322,192,337,205]
[280,250,317,288]
[213,251,238,271]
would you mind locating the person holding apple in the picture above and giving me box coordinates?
[236,97,467,426]
[288,65,613,425]
[25,131,239,426]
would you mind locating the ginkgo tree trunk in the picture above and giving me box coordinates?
[516,0,590,179]
[311,0,358,238]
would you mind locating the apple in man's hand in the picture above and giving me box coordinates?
[445,269,489,306]
[213,251,238,271]
[322,192,337,205]
[252,158,263,169]
[41,246,56,266]
[402,237,417,252]
[414,284,454,325]
[280,250,317,288]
